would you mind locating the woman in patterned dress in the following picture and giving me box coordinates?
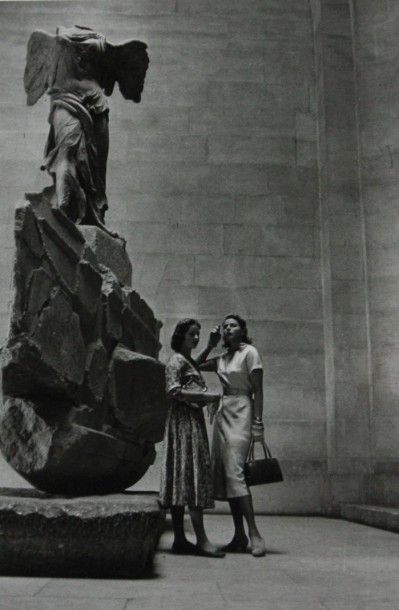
[159,319,224,557]
[199,315,266,557]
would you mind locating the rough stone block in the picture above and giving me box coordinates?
[0,489,165,577]
[1,193,165,495]
[79,226,132,286]
[109,346,167,443]
[2,336,83,403]
[0,398,156,494]
[84,340,108,403]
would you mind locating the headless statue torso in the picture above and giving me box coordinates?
[24,26,149,229]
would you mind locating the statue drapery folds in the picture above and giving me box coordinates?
[24,26,149,229]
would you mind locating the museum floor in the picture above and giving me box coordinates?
[0,514,397,609]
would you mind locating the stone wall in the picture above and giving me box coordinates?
[0,1,325,512]
[1,0,397,513]
[310,0,399,508]
[352,0,399,505]
[310,0,373,509]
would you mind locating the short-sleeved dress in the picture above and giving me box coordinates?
[159,353,215,509]
[211,343,263,500]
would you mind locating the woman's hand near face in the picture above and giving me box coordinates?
[195,325,221,367]
[208,325,221,349]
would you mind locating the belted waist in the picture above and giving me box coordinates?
[223,388,251,397]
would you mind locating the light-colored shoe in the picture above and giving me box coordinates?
[251,536,266,557]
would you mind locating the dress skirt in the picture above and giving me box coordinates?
[212,393,253,500]
[159,402,215,509]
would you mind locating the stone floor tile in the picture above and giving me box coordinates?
[0,598,126,610]
[125,592,224,609]
[322,600,399,610]
[218,581,316,604]
[38,578,220,599]
[36,579,139,599]
[0,578,50,596]
[227,602,325,610]
[1,515,399,610]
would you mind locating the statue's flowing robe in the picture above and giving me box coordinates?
[42,27,110,226]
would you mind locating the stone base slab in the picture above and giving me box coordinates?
[0,489,165,577]
[341,504,399,533]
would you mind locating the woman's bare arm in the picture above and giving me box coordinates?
[249,368,264,420]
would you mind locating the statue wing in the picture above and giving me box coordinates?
[103,40,149,103]
[24,30,56,105]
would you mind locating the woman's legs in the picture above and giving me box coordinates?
[171,506,225,556]
[227,495,266,556]
[189,507,224,557]
[170,506,186,544]
[170,506,196,553]
[222,498,248,551]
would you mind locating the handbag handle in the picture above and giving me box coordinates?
[246,438,273,462]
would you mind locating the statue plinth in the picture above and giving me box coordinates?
[0,187,167,495]
[0,488,165,577]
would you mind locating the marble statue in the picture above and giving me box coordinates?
[0,27,167,495]
[24,25,149,228]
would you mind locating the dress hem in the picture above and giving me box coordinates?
[159,501,215,510]
[214,493,251,501]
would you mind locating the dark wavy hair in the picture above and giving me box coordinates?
[171,318,201,352]
[222,314,252,346]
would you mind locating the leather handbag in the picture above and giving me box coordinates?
[244,439,284,486]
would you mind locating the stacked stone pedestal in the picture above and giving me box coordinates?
[0,186,168,496]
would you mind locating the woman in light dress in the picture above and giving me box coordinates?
[159,319,224,557]
[200,314,266,557]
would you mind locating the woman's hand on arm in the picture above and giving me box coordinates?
[171,388,221,408]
